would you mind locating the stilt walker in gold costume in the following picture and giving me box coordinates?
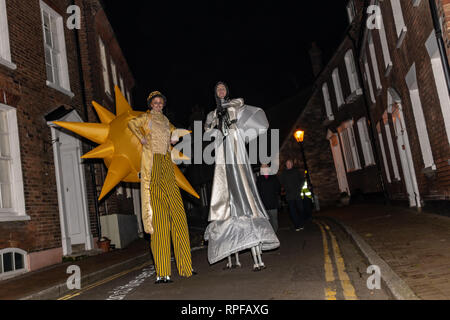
[128,91,193,284]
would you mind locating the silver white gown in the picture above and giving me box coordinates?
[204,98,280,264]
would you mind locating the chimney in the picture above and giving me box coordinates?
[309,42,323,77]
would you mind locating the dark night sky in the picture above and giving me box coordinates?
[103,0,348,126]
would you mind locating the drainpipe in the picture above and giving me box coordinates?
[72,0,102,240]
[429,0,450,95]
[348,0,390,205]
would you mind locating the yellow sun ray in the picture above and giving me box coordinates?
[52,122,109,145]
[92,101,115,124]
[114,85,132,116]
[99,156,132,200]
[82,141,114,159]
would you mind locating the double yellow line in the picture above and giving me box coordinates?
[315,220,358,300]
[57,261,152,300]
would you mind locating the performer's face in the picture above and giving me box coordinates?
[286,160,293,169]
[150,97,165,113]
[216,84,227,99]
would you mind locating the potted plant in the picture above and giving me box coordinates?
[339,192,350,206]
[97,237,111,252]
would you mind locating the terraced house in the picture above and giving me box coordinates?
[280,0,450,211]
[0,0,138,280]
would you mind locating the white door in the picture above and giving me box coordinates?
[392,107,421,207]
[329,133,350,194]
[60,138,86,245]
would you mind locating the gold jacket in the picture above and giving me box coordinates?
[128,110,177,234]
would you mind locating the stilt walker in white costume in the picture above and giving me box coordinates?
[204,82,280,271]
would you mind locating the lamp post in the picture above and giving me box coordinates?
[294,129,317,211]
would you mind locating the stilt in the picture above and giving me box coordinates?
[251,246,260,271]
[225,255,233,269]
[235,252,241,268]
[256,244,265,269]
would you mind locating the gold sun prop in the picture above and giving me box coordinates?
[53,86,200,201]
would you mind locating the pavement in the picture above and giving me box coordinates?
[0,202,449,300]
[317,203,450,300]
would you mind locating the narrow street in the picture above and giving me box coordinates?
[58,214,391,300]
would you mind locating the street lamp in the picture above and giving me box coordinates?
[293,129,318,211]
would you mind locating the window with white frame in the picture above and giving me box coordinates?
[344,50,362,95]
[346,0,356,24]
[40,1,72,95]
[322,83,334,120]
[377,122,391,183]
[99,37,111,96]
[0,248,28,279]
[126,90,132,105]
[383,113,401,181]
[332,68,345,107]
[0,0,15,70]
[425,30,450,146]
[390,0,407,47]
[405,63,435,170]
[363,54,376,103]
[338,121,361,172]
[357,117,375,166]
[377,8,393,75]
[0,104,27,222]
[110,60,118,89]
[119,76,125,95]
[368,31,382,91]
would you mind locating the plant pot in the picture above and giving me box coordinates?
[97,239,111,253]
[340,197,350,206]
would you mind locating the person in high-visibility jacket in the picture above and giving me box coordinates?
[301,171,313,221]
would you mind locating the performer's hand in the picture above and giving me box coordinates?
[141,138,148,146]
[171,137,179,145]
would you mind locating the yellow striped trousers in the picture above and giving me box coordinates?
[150,153,193,278]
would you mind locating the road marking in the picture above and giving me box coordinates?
[319,221,358,300]
[315,221,337,300]
[57,261,152,300]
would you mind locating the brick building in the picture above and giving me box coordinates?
[0,0,136,279]
[278,0,450,211]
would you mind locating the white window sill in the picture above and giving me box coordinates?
[396,27,407,49]
[384,63,393,77]
[0,214,31,222]
[0,269,28,281]
[364,163,376,168]
[46,81,75,98]
[0,57,17,70]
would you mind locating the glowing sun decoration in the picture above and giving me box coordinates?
[53,86,199,201]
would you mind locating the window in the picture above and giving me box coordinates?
[363,54,376,104]
[357,118,375,166]
[346,0,356,24]
[332,68,345,107]
[99,37,111,95]
[425,30,450,146]
[0,0,15,69]
[126,90,132,105]
[377,122,391,183]
[322,83,334,120]
[0,104,27,222]
[405,63,435,170]
[119,76,125,95]
[412,0,421,7]
[338,121,361,172]
[344,50,362,98]
[368,31,382,91]
[0,248,28,280]
[390,0,407,47]
[40,1,72,96]
[377,7,393,75]
[110,60,118,89]
[383,113,401,181]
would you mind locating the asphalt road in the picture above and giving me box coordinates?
[59,213,391,300]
